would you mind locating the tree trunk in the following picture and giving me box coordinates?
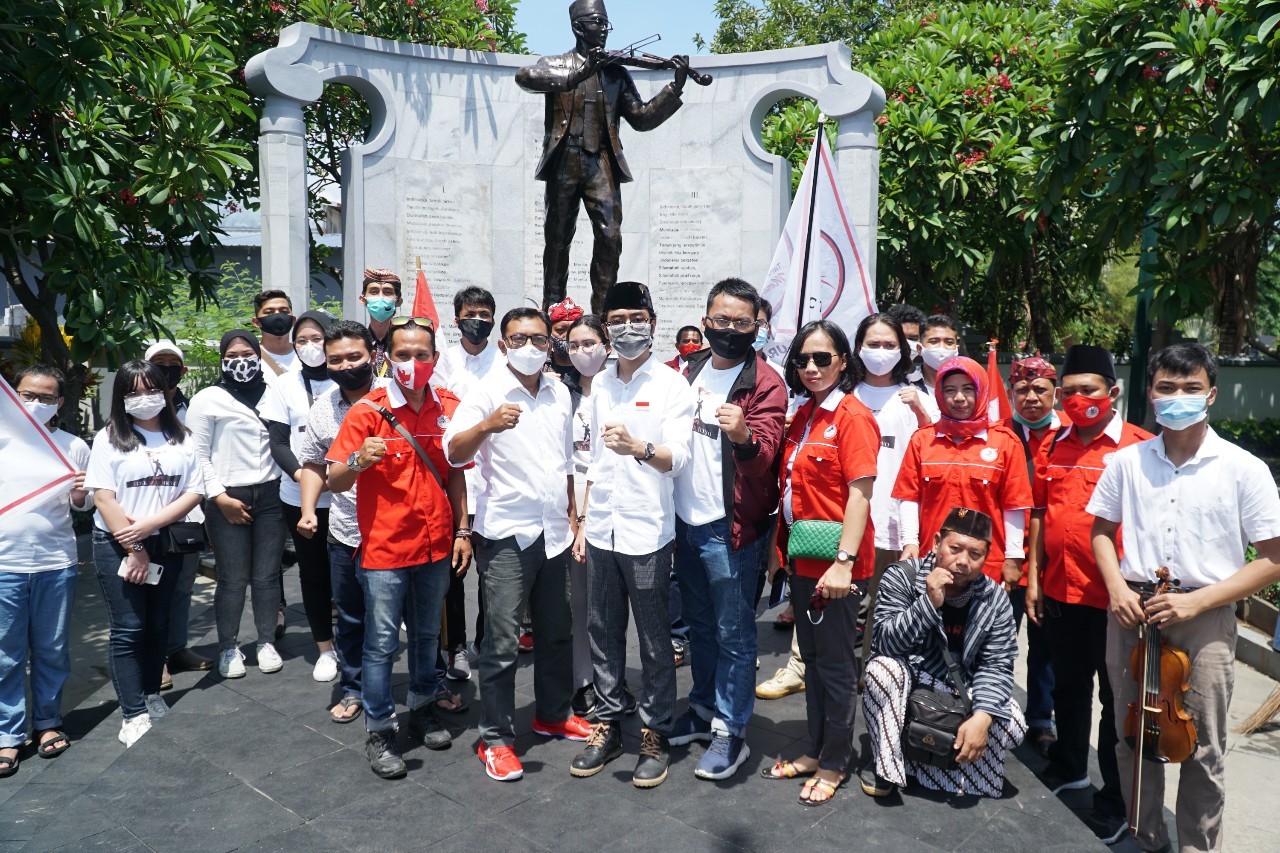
[1024,248,1055,353]
[1212,218,1263,355]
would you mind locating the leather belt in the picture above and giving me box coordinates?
[1127,580,1199,596]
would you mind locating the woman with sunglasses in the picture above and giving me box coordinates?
[187,331,289,680]
[85,362,204,747]
[891,356,1032,590]
[762,320,878,806]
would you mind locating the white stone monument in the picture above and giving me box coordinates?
[246,23,884,352]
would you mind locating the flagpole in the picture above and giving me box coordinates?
[794,117,826,333]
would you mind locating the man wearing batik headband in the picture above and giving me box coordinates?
[1026,344,1152,844]
[1003,354,1062,761]
[860,507,1025,799]
[547,296,585,381]
[359,268,404,379]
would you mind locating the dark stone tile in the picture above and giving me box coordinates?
[24,740,122,788]
[50,825,155,851]
[952,805,1106,852]
[161,681,253,717]
[250,747,419,821]
[308,779,471,848]
[428,821,556,853]
[218,665,340,721]
[82,732,239,811]
[0,783,89,842]
[124,781,303,853]
[792,811,946,852]
[22,797,119,852]
[294,704,371,749]
[160,701,343,782]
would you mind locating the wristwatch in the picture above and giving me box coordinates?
[346,451,366,473]
[130,542,144,553]
[636,441,656,464]
[836,549,854,564]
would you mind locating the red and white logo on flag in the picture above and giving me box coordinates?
[0,378,77,520]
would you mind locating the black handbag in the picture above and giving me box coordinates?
[160,521,207,555]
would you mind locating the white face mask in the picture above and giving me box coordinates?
[124,392,166,420]
[859,347,901,377]
[296,342,326,368]
[921,346,958,371]
[506,342,549,376]
[569,344,608,376]
[22,399,59,425]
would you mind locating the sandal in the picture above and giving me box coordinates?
[36,730,70,759]
[0,753,17,778]
[760,759,816,781]
[799,775,844,807]
[432,691,470,715]
[330,696,363,725]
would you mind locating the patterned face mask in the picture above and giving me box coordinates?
[221,356,262,384]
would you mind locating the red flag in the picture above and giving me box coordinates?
[411,267,440,327]
[987,340,1012,424]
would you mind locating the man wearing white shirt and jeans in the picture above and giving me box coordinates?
[444,307,591,782]
[1088,343,1280,853]
[568,281,695,788]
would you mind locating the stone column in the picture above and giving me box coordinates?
[831,111,881,290]
[257,96,310,311]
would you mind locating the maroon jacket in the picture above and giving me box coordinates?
[684,348,788,550]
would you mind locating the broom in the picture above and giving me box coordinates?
[1235,685,1280,735]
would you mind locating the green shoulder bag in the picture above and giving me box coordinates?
[786,519,844,562]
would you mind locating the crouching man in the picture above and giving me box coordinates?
[860,507,1026,798]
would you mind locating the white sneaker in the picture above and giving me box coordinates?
[144,694,168,719]
[257,643,283,673]
[446,647,471,682]
[118,714,152,748]
[312,650,339,682]
[219,648,246,679]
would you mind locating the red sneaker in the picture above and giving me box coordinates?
[517,632,534,653]
[533,715,592,741]
[477,741,524,781]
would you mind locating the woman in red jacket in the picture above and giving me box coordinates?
[761,320,878,806]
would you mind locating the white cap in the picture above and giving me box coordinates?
[144,341,184,362]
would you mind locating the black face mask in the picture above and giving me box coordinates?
[258,313,295,337]
[458,318,494,345]
[551,336,570,357]
[158,364,184,391]
[704,326,756,362]
[328,362,374,391]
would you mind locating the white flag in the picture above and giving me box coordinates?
[0,377,77,520]
[760,127,876,364]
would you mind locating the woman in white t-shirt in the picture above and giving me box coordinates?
[850,313,937,665]
[260,311,338,683]
[85,362,203,748]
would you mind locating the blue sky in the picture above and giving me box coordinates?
[514,0,721,57]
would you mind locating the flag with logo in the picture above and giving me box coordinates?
[0,379,77,520]
[760,123,876,364]
[987,342,1013,424]
[411,265,440,328]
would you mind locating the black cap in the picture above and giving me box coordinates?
[938,507,994,543]
[601,281,654,315]
[1061,344,1116,383]
[569,0,607,21]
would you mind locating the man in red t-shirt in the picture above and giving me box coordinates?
[1026,345,1151,844]
[328,318,472,779]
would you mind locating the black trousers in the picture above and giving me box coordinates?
[541,146,622,313]
[1044,596,1124,818]
[281,504,334,644]
[791,574,864,773]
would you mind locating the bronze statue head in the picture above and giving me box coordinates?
[570,0,610,51]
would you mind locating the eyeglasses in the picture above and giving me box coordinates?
[705,316,760,333]
[18,391,58,405]
[579,14,613,31]
[506,333,550,349]
[606,321,651,336]
[567,340,602,354]
[790,352,836,369]
[389,316,435,330]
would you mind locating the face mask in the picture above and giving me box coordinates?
[124,392,166,420]
[328,362,373,391]
[1061,392,1112,428]
[677,342,701,358]
[859,346,901,377]
[922,346,959,371]
[570,345,608,376]
[1012,410,1054,431]
[607,322,653,360]
[392,357,435,392]
[366,297,397,323]
[258,313,294,337]
[1152,394,1209,431]
[548,336,570,358]
[458,318,494,345]
[296,342,326,368]
[704,327,755,361]
[23,399,59,425]
[753,328,769,352]
[506,342,549,376]
[909,340,923,361]
[222,356,262,384]
[156,364,184,391]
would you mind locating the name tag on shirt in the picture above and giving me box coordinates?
[881,435,895,450]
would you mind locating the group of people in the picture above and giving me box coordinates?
[2,271,1277,853]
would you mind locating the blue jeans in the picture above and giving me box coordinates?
[328,539,365,700]
[1010,586,1055,729]
[92,532,182,720]
[358,558,450,733]
[674,518,760,738]
[0,567,77,747]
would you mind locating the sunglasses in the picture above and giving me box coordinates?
[791,352,836,369]
[389,316,435,330]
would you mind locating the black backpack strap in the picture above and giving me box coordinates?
[355,399,445,489]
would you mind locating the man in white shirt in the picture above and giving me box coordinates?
[432,286,500,681]
[568,281,695,788]
[1088,344,1280,853]
[252,290,299,383]
[0,365,92,772]
[444,307,590,782]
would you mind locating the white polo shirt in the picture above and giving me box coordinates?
[443,365,575,557]
[1086,428,1280,588]
[585,354,695,556]
[432,341,500,400]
